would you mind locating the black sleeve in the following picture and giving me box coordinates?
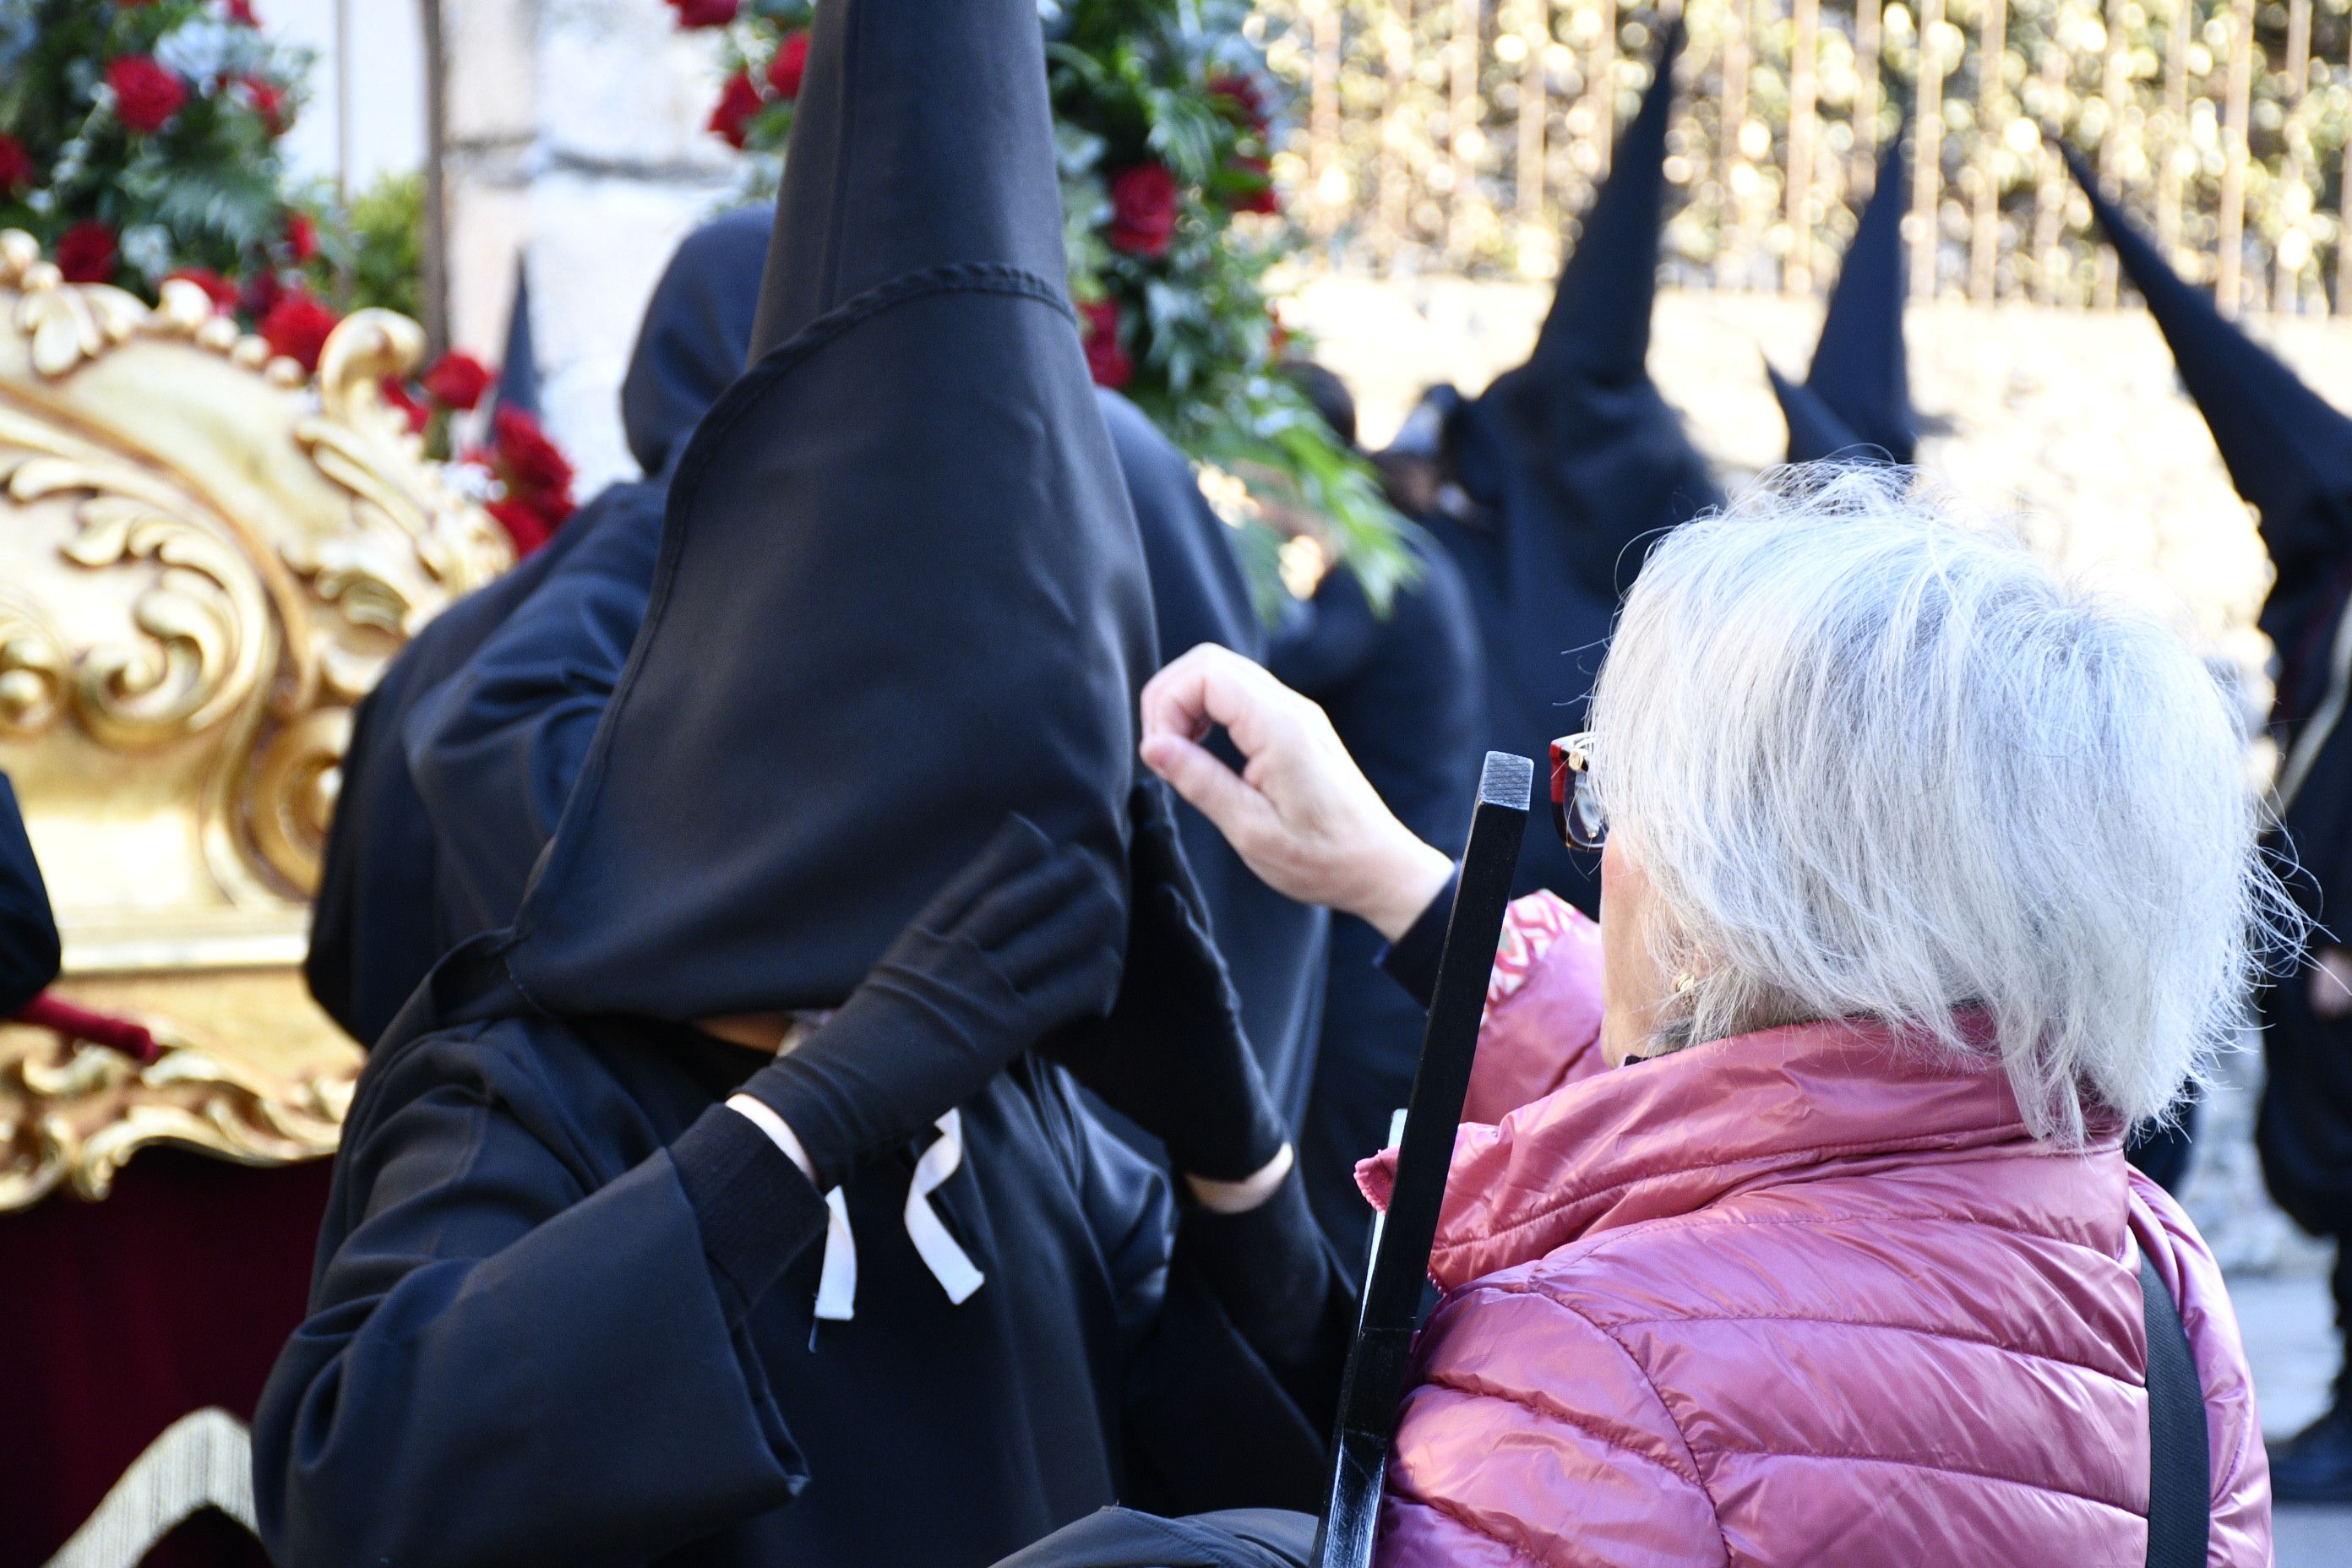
[254,1054,829,1568]
[403,506,659,933]
[1070,1098,1351,1517]
[1375,863,1458,1010]
[0,775,59,1016]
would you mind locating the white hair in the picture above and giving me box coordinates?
[1586,466,2300,1143]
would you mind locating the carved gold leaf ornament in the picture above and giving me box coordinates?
[0,229,516,1210]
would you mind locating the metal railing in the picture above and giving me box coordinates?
[1260,0,2352,316]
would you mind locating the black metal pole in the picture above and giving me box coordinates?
[1310,750,1533,1568]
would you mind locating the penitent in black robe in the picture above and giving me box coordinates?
[259,959,1339,1568]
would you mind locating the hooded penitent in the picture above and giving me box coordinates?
[2069,148,2352,1248]
[1424,19,1721,908]
[1770,133,1916,466]
[302,210,772,1047]
[501,0,1155,1021]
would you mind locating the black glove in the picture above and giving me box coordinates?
[740,816,1123,1190]
[1044,784,1288,1182]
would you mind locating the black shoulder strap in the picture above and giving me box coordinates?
[2139,1250,2210,1568]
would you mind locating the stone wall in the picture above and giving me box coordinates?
[444,0,743,493]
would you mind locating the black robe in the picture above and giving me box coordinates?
[255,960,1343,1567]
[1271,538,1484,1266]
[0,773,58,1016]
[403,483,667,934]
[302,520,596,1044]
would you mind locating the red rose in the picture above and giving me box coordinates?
[1225,155,1279,216]
[244,76,288,135]
[225,1,261,24]
[664,0,739,27]
[1208,73,1269,135]
[422,351,495,412]
[379,376,431,433]
[0,135,35,195]
[493,406,576,499]
[259,288,339,373]
[1079,299,1132,390]
[708,71,764,150]
[284,210,318,262]
[486,496,557,558]
[166,267,240,312]
[108,57,188,135]
[767,30,811,99]
[1108,164,1178,259]
[56,221,118,283]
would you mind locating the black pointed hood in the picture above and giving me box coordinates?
[1529,18,1682,385]
[1767,363,1870,464]
[493,259,541,419]
[2066,146,2352,607]
[619,207,774,476]
[1433,19,1720,901]
[502,0,1153,1021]
[1781,133,1915,464]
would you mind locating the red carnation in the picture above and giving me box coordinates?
[422,351,494,412]
[284,210,318,262]
[379,376,431,433]
[1208,73,1269,135]
[259,288,339,373]
[1225,155,1279,215]
[1079,299,1132,390]
[166,267,240,312]
[664,0,739,27]
[225,1,261,24]
[767,30,811,100]
[1108,164,1178,259]
[486,496,557,558]
[0,135,35,196]
[493,406,576,498]
[108,57,189,135]
[708,70,764,150]
[243,76,289,135]
[56,221,118,284]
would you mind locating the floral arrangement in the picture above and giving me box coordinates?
[0,0,572,555]
[666,0,1407,614]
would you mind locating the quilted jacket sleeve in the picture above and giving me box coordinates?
[1375,1278,1728,1568]
[1461,893,1608,1127]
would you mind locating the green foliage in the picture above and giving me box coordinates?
[345,171,424,320]
[0,0,313,294]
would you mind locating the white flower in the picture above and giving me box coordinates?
[120,224,174,283]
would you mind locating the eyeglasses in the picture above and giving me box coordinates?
[1549,731,1604,850]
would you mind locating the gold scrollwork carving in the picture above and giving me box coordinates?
[248,706,351,895]
[0,1021,351,1211]
[0,591,68,738]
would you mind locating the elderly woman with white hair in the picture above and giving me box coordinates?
[1138,474,2277,1565]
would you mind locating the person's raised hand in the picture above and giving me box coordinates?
[1138,643,1451,942]
[736,816,1123,1191]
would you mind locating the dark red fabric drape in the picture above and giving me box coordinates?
[2,1151,331,1568]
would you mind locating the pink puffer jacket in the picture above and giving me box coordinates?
[1362,896,2271,1568]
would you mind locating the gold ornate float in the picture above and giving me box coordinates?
[0,231,512,1211]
